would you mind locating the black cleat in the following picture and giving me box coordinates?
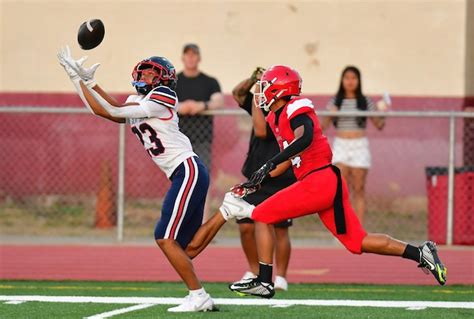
[229,278,275,299]
[418,241,447,285]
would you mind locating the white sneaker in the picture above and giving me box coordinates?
[274,276,288,291]
[219,192,255,220]
[240,271,257,281]
[167,293,215,312]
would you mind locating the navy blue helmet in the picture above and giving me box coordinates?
[131,56,177,95]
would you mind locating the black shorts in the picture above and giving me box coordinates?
[236,180,293,228]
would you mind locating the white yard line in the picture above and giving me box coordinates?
[4,300,26,305]
[0,295,472,309]
[84,303,156,319]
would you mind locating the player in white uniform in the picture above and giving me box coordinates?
[57,46,214,312]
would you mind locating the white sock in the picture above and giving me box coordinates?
[189,287,206,298]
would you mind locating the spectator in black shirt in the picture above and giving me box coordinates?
[176,43,224,170]
[232,67,295,291]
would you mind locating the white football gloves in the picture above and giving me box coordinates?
[57,46,80,81]
[57,45,100,87]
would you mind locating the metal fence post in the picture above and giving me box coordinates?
[117,124,126,242]
[446,115,455,245]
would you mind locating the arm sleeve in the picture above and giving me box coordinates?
[71,78,95,114]
[89,89,149,118]
[87,85,176,119]
[269,114,314,166]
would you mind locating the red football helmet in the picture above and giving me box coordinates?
[254,65,302,111]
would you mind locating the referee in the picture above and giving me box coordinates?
[232,67,295,291]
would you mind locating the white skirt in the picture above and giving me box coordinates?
[332,137,371,169]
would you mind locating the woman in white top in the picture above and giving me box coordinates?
[322,66,386,224]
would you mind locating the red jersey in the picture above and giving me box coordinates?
[267,97,332,180]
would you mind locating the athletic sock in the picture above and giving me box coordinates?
[402,244,421,263]
[257,262,273,284]
[189,287,206,298]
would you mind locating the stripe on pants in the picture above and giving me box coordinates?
[165,158,197,239]
[173,157,199,238]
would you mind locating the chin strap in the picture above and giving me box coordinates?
[263,89,288,111]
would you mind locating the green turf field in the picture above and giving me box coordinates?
[0,280,472,318]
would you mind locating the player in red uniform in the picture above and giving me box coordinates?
[181,65,447,299]
[220,65,447,298]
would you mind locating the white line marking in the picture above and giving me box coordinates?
[84,303,155,319]
[4,300,26,305]
[271,304,292,308]
[0,296,472,309]
[406,306,428,310]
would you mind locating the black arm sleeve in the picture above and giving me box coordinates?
[269,113,314,166]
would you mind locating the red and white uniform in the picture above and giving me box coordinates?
[266,98,332,179]
[252,98,368,254]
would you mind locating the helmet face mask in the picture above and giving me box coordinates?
[131,57,177,95]
[254,65,301,111]
[132,67,160,94]
[254,65,302,112]
[254,78,281,112]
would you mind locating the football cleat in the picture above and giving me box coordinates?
[229,278,275,299]
[167,293,216,312]
[219,192,255,221]
[418,241,447,286]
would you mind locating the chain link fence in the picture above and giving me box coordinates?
[0,107,473,244]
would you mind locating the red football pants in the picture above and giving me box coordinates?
[251,167,367,254]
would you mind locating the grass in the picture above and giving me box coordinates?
[0,280,472,318]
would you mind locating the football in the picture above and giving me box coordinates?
[77,19,105,50]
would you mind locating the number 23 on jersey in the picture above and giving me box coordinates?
[131,123,165,156]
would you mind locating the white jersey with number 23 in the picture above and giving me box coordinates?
[125,86,196,178]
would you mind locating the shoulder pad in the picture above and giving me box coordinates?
[148,86,178,108]
[286,98,314,119]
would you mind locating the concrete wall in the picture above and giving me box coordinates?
[465,0,474,97]
[0,0,469,96]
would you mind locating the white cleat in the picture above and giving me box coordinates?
[274,275,288,291]
[219,192,255,220]
[167,293,215,312]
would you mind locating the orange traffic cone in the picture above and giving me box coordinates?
[95,160,117,228]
